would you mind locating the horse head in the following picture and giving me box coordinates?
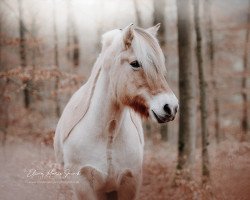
[100,24,179,123]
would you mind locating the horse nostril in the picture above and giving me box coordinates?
[163,104,171,115]
[174,106,178,114]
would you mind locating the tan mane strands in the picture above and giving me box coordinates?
[57,54,104,143]
[132,28,166,81]
[63,66,102,142]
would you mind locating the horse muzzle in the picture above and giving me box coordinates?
[150,92,179,123]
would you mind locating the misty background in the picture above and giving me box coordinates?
[0,0,250,199]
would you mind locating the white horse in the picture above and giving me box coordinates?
[54,24,178,200]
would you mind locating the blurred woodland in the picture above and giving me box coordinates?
[0,0,250,199]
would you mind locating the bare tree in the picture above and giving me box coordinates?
[72,30,79,67]
[176,0,196,177]
[0,11,9,145]
[193,0,210,183]
[30,17,37,68]
[153,0,166,47]
[0,10,2,67]
[66,0,80,68]
[1,79,9,145]
[206,0,220,142]
[133,0,142,27]
[53,0,60,117]
[242,0,250,135]
[18,0,30,108]
[66,0,71,61]
[29,9,43,106]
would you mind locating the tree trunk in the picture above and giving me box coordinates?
[1,79,9,145]
[193,0,210,182]
[176,0,196,177]
[66,2,71,61]
[30,13,38,104]
[133,0,142,27]
[242,1,250,135]
[206,0,220,142]
[0,14,8,145]
[72,30,79,67]
[153,0,166,47]
[160,125,168,141]
[53,0,60,117]
[18,0,30,108]
[66,0,79,68]
[0,13,1,67]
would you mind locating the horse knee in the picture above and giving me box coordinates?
[73,178,96,200]
[72,166,106,200]
[118,170,139,200]
[80,165,106,191]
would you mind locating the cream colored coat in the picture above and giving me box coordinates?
[54,24,178,200]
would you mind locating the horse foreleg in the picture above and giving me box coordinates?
[117,170,140,200]
[73,165,106,200]
[73,176,97,200]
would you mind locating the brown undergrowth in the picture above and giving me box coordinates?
[0,132,250,200]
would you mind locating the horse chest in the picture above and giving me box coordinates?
[64,116,143,174]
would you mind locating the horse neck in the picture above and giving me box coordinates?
[88,66,124,137]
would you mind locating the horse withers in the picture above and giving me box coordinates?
[54,24,178,200]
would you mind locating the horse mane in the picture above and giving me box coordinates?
[57,30,119,143]
[56,55,103,143]
[132,27,166,81]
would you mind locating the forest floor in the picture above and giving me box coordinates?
[0,134,250,200]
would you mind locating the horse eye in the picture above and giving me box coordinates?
[130,60,141,69]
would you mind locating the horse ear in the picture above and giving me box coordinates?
[123,23,134,49]
[146,23,161,36]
